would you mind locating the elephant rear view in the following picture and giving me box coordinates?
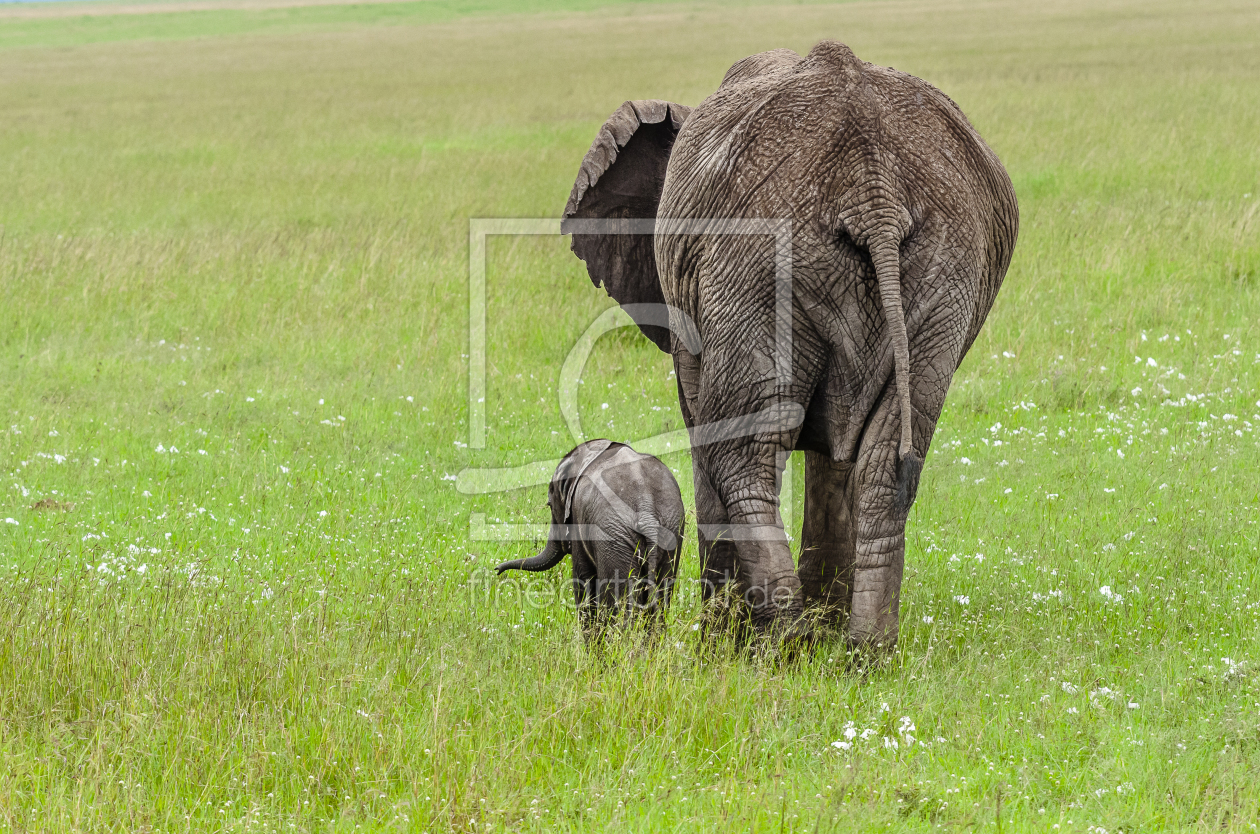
[562,41,1018,647]
[496,440,685,639]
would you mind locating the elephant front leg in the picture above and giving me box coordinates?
[676,356,743,635]
[570,548,603,643]
[798,451,856,631]
[693,463,746,638]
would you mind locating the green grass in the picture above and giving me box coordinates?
[2,0,1260,829]
[0,0,698,50]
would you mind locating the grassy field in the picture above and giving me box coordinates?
[2,0,1259,829]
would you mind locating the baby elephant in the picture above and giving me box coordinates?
[496,439,684,637]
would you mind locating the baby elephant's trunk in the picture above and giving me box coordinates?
[495,536,564,574]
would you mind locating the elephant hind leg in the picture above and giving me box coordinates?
[849,395,914,649]
[797,450,856,631]
[626,537,676,639]
[717,453,804,636]
[847,304,957,649]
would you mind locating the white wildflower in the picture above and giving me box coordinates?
[898,716,916,747]
[1090,687,1117,705]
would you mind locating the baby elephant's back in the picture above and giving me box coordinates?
[572,445,684,550]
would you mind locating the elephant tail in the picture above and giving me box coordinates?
[496,537,565,574]
[638,507,681,591]
[870,234,923,513]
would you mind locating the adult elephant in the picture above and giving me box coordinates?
[561,41,1018,648]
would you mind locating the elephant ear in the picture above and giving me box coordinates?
[562,100,691,352]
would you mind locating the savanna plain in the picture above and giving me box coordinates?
[1,0,1259,830]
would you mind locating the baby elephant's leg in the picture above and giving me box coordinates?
[570,545,601,640]
[637,528,680,632]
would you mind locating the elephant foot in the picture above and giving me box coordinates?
[743,572,805,632]
[697,584,753,650]
[697,576,833,658]
[796,602,848,643]
[722,611,838,667]
[796,593,850,636]
[844,623,899,655]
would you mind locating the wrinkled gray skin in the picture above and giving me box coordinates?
[496,441,685,638]
[561,42,1018,648]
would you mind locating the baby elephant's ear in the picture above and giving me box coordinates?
[544,459,568,516]
[562,100,691,352]
[549,449,583,522]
